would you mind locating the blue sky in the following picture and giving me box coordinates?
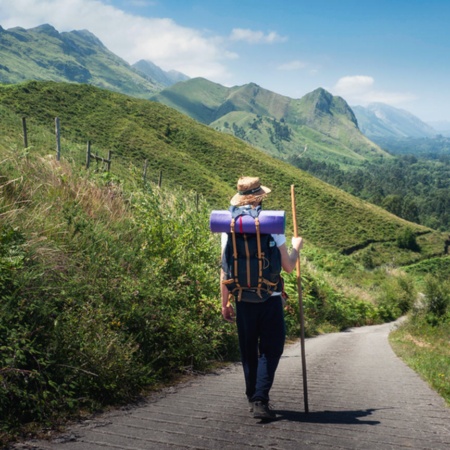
[1,0,449,123]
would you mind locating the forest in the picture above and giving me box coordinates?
[288,152,450,232]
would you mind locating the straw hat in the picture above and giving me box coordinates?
[230,176,271,206]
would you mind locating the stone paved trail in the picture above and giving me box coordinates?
[13,320,450,450]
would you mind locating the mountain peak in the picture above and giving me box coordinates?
[302,88,357,125]
[65,29,107,49]
[132,59,189,87]
[32,23,60,38]
[306,88,333,112]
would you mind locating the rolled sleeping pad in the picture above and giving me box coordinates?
[210,210,285,234]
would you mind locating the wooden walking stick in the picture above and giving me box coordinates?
[291,184,309,413]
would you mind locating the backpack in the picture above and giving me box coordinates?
[221,205,282,302]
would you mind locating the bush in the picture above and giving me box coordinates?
[283,269,382,337]
[375,272,416,319]
[423,275,449,323]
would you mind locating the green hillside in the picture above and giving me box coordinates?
[152,78,391,167]
[0,24,160,97]
[0,80,440,256]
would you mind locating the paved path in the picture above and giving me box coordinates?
[13,320,450,450]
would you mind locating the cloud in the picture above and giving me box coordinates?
[277,60,307,71]
[229,28,287,44]
[332,75,417,106]
[0,0,234,80]
[334,75,374,95]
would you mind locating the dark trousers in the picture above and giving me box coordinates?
[235,296,286,403]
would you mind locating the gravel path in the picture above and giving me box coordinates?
[12,320,450,450]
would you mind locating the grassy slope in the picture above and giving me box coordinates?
[0,81,443,258]
[150,77,231,123]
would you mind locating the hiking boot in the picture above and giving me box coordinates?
[253,401,276,420]
[248,400,254,412]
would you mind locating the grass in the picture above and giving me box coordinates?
[390,319,450,405]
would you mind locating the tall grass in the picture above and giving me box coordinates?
[0,149,238,444]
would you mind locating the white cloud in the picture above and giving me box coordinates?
[229,28,287,44]
[332,75,417,106]
[277,60,307,71]
[0,0,234,80]
[334,75,374,95]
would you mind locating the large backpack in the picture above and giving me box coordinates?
[222,206,282,302]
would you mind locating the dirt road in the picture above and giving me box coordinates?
[13,320,450,449]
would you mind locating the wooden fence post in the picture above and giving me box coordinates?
[86,141,91,169]
[107,150,112,172]
[158,170,162,188]
[22,117,28,148]
[55,117,61,161]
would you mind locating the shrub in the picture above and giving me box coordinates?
[283,268,382,337]
[423,275,449,323]
[375,272,416,319]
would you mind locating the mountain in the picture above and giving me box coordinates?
[0,24,394,168]
[2,80,443,259]
[352,103,438,140]
[0,24,161,98]
[151,78,390,168]
[132,59,189,87]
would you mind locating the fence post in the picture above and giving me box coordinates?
[86,141,91,169]
[107,150,112,172]
[22,117,28,148]
[55,117,61,161]
[158,170,162,188]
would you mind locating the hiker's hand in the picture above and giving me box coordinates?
[292,236,303,252]
[222,304,235,323]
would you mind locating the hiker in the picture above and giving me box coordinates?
[220,176,303,420]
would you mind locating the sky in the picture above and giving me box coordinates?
[1,0,449,124]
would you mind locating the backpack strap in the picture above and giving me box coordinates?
[230,217,243,302]
[255,216,263,298]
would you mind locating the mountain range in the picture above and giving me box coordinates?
[352,103,438,140]
[0,24,186,98]
[0,23,446,163]
[151,77,391,167]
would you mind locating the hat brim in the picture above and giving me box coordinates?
[230,185,271,206]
